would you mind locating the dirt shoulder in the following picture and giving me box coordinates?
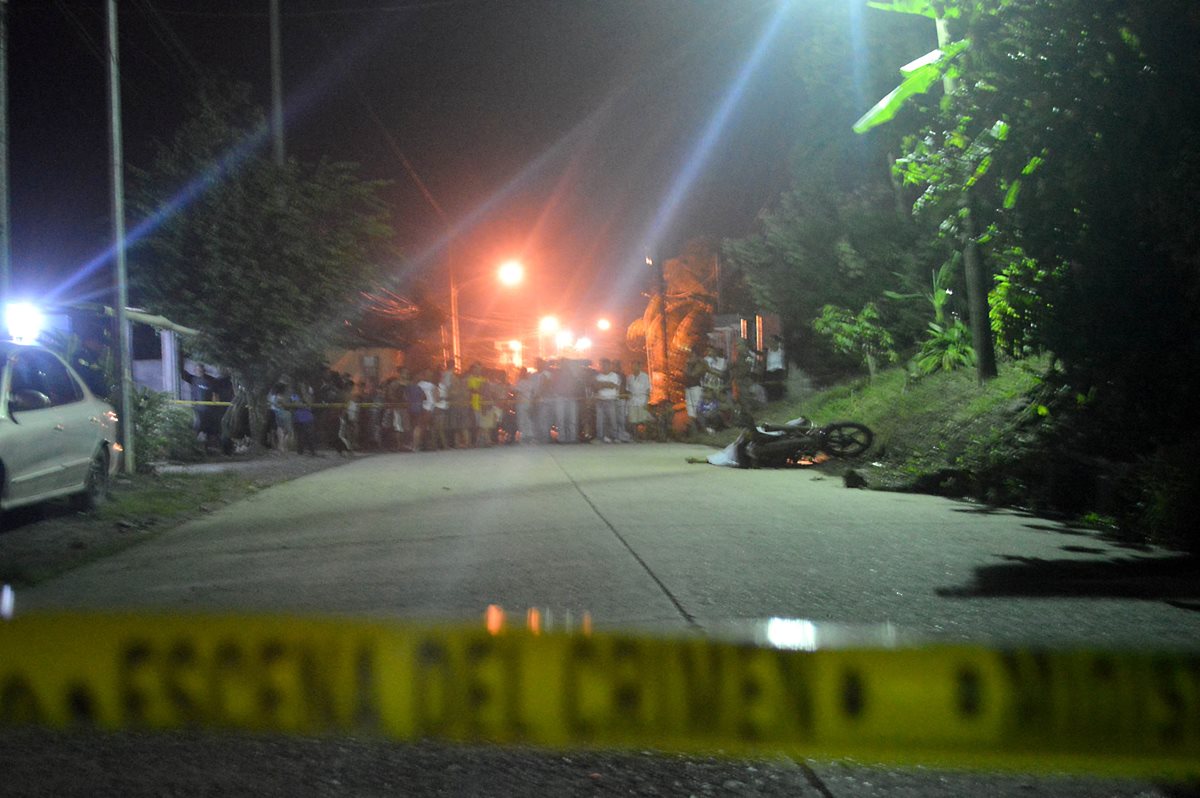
[0,451,356,588]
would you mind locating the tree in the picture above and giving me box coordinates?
[859,0,1200,542]
[342,282,448,372]
[874,1,1200,428]
[626,240,717,405]
[130,85,394,439]
[721,1,935,382]
[812,302,898,380]
[854,0,998,381]
[723,185,933,381]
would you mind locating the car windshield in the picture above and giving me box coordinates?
[2,2,1198,796]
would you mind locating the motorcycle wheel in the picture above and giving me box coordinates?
[821,422,873,457]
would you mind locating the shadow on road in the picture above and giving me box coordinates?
[0,500,79,532]
[937,552,1200,611]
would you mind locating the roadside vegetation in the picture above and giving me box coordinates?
[707,356,1196,553]
[0,473,237,587]
[0,460,338,589]
[651,0,1200,554]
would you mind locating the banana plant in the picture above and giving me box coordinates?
[852,1,966,133]
[853,0,1002,380]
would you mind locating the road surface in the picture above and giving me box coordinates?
[20,444,1200,649]
[9,444,1199,798]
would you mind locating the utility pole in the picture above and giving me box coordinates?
[449,256,462,371]
[647,254,670,404]
[106,0,134,473]
[0,0,10,309]
[269,0,285,165]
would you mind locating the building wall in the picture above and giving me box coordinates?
[327,347,406,389]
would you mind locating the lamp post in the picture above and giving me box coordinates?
[449,260,524,371]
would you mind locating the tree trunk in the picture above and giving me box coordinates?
[961,209,998,381]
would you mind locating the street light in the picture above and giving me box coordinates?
[596,318,611,331]
[555,329,574,352]
[450,261,523,371]
[498,259,524,287]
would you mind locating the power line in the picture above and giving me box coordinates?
[306,16,449,226]
[53,0,181,98]
[137,0,203,79]
[53,0,107,66]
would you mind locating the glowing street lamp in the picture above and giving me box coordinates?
[555,329,574,352]
[498,259,525,287]
[596,318,611,332]
[538,315,559,334]
[450,261,524,370]
[575,336,593,352]
[507,339,524,369]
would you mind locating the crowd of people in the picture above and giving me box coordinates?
[322,357,660,453]
[188,336,787,456]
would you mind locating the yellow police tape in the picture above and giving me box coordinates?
[0,612,1197,779]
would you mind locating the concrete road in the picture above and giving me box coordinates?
[22,443,1200,647]
[13,443,1199,797]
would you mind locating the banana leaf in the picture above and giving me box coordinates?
[853,41,968,133]
[865,1,960,19]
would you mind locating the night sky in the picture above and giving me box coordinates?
[8,1,819,330]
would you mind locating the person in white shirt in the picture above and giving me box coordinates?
[593,359,621,443]
[764,334,787,400]
[612,359,632,441]
[625,360,652,441]
[413,369,439,452]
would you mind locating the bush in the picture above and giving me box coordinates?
[914,318,976,375]
[133,388,203,469]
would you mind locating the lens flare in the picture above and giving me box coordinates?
[5,302,44,342]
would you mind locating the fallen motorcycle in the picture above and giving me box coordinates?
[708,417,874,468]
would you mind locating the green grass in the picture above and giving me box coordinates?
[0,473,256,588]
[95,473,247,521]
[725,357,1051,491]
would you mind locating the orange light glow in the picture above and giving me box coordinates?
[596,318,611,331]
[539,315,560,334]
[508,339,522,352]
[526,607,542,635]
[555,329,574,349]
[498,259,524,286]
[575,336,593,351]
[486,604,505,635]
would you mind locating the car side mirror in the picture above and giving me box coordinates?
[9,389,52,413]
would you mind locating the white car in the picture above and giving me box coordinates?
[0,341,119,518]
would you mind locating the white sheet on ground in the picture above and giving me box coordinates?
[707,440,742,467]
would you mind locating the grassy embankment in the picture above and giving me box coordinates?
[701,357,1053,504]
[765,360,1200,552]
[0,472,251,587]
